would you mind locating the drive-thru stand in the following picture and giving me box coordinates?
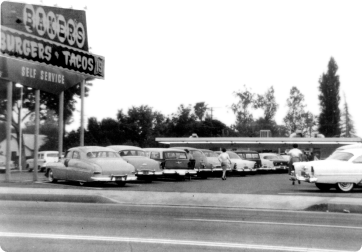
[1,2,105,182]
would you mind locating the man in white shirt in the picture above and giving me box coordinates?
[287,144,304,175]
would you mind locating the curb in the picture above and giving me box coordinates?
[0,193,116,204]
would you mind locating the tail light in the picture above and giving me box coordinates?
[311,166,315,176]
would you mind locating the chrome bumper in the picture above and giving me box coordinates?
[90,175,127,182]
[163,169,197,176]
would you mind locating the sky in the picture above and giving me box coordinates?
[2,0,362,136]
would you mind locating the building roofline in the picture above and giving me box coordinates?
[156,137,362,145]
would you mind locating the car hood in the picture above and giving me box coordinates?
[122,156,161,171]
[92,158,135,175]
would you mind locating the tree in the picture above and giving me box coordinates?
[0,82,91,165]
[167,104,198,137]
[340,93,356,137]
[231,86,256,136]
[283,86,307,134]
[254,86,278,122]
[117,105,168,147]
[318,57,341,137]
[194,102,208,121]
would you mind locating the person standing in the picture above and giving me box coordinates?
[218,148,232,180]
[287,144,304,175]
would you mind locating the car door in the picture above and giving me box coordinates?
[190,150,203,169]
[343,155,362,183]
[66,151,83,181]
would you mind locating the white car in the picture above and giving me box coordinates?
[0,155,16,173]
[26,151,60,172]
[293,148,362,192]
[222,151,256,174]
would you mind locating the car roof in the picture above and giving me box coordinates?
[108,145,142,151]
[68,146,116,152]
[335,148,362,155]
[172,146,198,150]
[38,151,58,153]
[234,150,258,153]
[336,144,362,151]
[259,153,278,155]
[143,148,186,152]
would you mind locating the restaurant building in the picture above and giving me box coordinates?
[155,137,362,159]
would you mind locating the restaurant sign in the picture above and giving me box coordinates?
[0,55,86,95]
[1,1,88,51]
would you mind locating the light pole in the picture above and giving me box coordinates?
[15,83,23,171]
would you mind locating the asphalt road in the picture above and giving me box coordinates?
[0,201,362,252]
[2,171,362,198]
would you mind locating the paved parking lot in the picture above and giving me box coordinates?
[2,170,362,198]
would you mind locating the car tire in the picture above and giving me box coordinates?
[336,182,354,192]
[47,169,57,183]
[315,183,332,192]
[116,181,126,187]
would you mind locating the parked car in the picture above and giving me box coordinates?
[293,148,362,192]
[107,145,163,182]
[215,151,256,175]
[44,146,136,186]
[0,155,16,173]
[259,153,289,173]
[234,150,273,173]
[143,148,197,180]
[172,147,222,178]
[26,151,60,172]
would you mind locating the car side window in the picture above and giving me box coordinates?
[353,155,362,164]
[192,151,202,159]
[150,152,160,159]
[72,151,80,159]
[65,151,72,159]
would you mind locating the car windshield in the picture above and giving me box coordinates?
[227,152,240,159]
[326,152,353,161]
[119,150,146,157]
[87,151,120,158]
[203,151,218,157]
[164,152,187,160]
[262,155,283,160]
[243,153,260,159]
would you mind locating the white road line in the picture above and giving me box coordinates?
[177,218,362,230]
[0,232,354,252]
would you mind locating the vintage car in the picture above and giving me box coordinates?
[215,151,256,175]
[259,153,289,173]
[0,155,16,173]
[107,145,163,182]
[235,150,262,170]
[143,148,197,180]
[26,151,60,172]
[172,147,222,178]
[44,146,137,186]
[293,148,362,192]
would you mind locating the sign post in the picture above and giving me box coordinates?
[5,81,12,182]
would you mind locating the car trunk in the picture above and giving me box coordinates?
[92,159,135,175]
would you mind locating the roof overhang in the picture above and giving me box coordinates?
[156,137,362,145]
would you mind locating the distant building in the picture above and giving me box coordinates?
[156,137,362,160]
[0,134,47,160]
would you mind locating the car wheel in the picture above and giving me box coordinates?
[47,169,57,183]
[116,181,126,187]
[315,183,331,192]
[336,182,354,192]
